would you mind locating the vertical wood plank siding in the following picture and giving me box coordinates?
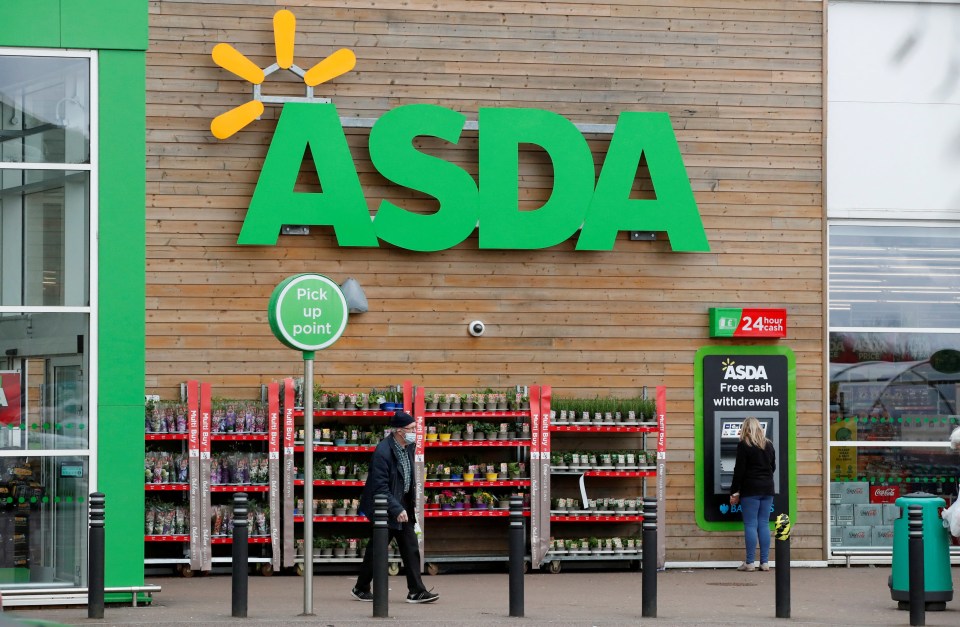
[146,0,824,560]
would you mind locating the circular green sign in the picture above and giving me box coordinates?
[268,274,348,352]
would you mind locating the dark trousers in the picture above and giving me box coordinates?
[355,520,426,595]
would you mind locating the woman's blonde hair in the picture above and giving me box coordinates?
[740,416,768,448]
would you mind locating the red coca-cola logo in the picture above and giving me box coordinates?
[870,485,900,503]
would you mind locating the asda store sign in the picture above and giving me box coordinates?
[239,103,709,252]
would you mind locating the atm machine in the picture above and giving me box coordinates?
[713,411,779,495]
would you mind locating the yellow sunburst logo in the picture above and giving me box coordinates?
[210,9,356,139]
[721,358,735,371]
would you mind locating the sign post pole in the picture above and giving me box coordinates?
[302,353,314,615]
[266,273,349,618]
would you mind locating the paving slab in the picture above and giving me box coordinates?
[4,565,960,626]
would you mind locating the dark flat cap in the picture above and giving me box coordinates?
[389,410,415,428]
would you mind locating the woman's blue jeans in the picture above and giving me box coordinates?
[740,495,774,564]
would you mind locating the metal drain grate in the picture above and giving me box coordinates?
[706,582,759,587]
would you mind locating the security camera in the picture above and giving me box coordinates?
[468,321,485,337]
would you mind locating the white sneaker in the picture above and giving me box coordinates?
[737,562,755,572]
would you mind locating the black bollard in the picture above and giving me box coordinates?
[372,495,389,618]
[908,505,925,626]
[508,495,525,617]
[774,514,791,619]
[88,492,105,619]
[232,492,248,618]
[641,497,657,618]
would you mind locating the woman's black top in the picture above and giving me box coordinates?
[730,440,776,497]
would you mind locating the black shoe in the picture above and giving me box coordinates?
[406,589,439,604]
[351,587,373,602]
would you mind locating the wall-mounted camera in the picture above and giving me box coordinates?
[468,320,485,337]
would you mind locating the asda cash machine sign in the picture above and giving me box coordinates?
[268,274,348,352]
[238,103,709,252]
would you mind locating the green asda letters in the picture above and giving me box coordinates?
[237,102,709,252]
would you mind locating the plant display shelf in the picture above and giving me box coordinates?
[210,485,270,492]
[143,381,282,577]
[550,469,656,477]
[210,433,269,441]
[145,535,190,542]
[293,515,367,523]
[280,380,416,573]
[550,514,644,522]
[211,536,273,544]
[293,445,375,453]
[540,386,666,573]
[425,440,531,448]
[145,484,188,491]
[550,424,658,432]
[425,509,531,518]
[424,411,529,418]
[292,410,394,418]
[425,480,530,488]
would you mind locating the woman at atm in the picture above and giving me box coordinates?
[729,416,776,572]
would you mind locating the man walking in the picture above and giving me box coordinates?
[351,410,439,604]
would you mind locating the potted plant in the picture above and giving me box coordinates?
[356,462,369,483]
[550,453,566,471]
[425,391,438,411]
[450,464,464,481]
[448,422,463,441]
[473,490,494,509]
[438,394,451,411]
[450,393,462,411]
[333,499,347,517]
[426,425,438,442]
[346,537,359,558]
[319,499,334,517]
[333,430,347,446]
[346,498,359,516]
[332,536,347,558]
[438,422,452,442]
[507,462,523,479]
[439,489,456,511]
[463,465,475,482]
[315,537,333,557]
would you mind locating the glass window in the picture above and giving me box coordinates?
[0,455,89,587]
[0,55,90,165]
[829,224,960,552]
[829,224,960,329]
[0,169,89,307]
[0,313,89,451]
[1,52,94,592]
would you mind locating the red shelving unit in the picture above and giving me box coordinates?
[540,386,666,573]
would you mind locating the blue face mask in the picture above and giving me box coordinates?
[403,431,416,445]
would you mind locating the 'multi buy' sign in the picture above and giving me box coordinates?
[239,103,709,252]
[268,274,348,352]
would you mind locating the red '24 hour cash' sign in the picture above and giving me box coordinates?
[709,308,787,338]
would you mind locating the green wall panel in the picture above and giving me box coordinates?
[98,48,146,587]
[0,0,60,47]
[0,0,146,50]
[62,0,148,50]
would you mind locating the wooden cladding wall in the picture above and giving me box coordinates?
[145,0,824,560]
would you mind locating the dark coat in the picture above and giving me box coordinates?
[359,434,416,530]
[730,439,776,497]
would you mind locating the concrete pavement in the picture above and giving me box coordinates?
[4,564,960,626]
